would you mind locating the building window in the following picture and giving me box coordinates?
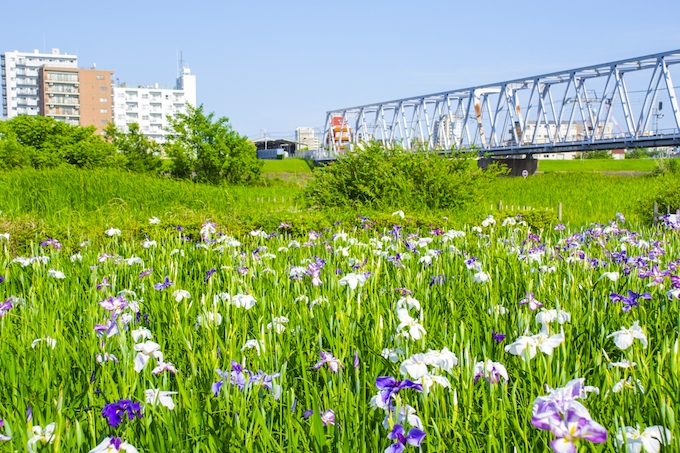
[101,120,108,124]
[141,94,148,99]
[100,109,108,113]
[96,75,105,80]
[100,86,107,91]
[142,115,149,120]
[100,98,108,102]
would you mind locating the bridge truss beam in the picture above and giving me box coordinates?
[323,49,680,157]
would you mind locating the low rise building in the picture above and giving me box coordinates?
[38,67,114,132]
[1,48,77,118]
[112,66,196,143]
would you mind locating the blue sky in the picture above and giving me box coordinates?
[2,0,679,139]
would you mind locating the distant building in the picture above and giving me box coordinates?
[523,121,615,160]
[37,66,114,133]
[296,127,320,149]
[1,48,77,118]
[112,66,196,143]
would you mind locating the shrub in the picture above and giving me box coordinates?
[635,174,680,223]
[302,141,502,210]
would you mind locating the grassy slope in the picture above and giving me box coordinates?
[261,158,314,173]
[537,158,656,172]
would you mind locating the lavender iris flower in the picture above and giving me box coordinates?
[354,351,360,369]
[101,400,142,427]
[154,276,174,291]
[375,376,423,405]
[313,351,343,373]
[610,290,652,312]
[0,299,13,317]
[138,268,153,279]
[204,268,217,283]
[303,409,336,427]
[385,424,426,453]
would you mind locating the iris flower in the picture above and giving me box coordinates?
[133,341,163,372]
[101,400,142,427]
[303,409,336,427]
[145,389,178,410]
[505,329,564,361]
[375,376,423,405]
[313,351,343,373]
[607,321,648,350]
[0,419,10,441]
[27,422,56,453]
[543,407,607,453]
[338,273,367,290]
[385,424,426,453]
[89,437,138,452]
[519,292,543,310]
[396,309,426,341]
[615,425,672,453]
[473,359,508,384]
[153,276,174,291]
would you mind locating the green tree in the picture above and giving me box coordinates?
[582,150,612,159]
[103,122,162,173]
[164,105,262,184]
[0,127,32,170]
[628,147,650,159]
[1,115,119,169]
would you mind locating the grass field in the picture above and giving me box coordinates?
[1,167,680,452]
[0,167,673,253]
[537,159,658,173]
[0,201,678,452]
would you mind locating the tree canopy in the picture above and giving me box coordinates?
[165,105,262,185]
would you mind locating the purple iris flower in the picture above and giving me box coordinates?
[204,268,217,283]
[101,399,142,427]
[138,268,153,279]
[388,254,405,268]
[278,222,291,229]
[0,299,13,317]
[354,351,360,369]
[429,274,446,286]
[375,376,423,405]
[303,409,336,427]
[491,330,506,343]
[40,238,62,250]
[535,407,607,453]
[96,277,112,291]
[0,276,3,284]
[313,351,343,373]
[394,288,413,296]
[610,290,652,312]
[385,424,426,453]
[154,276,174,291]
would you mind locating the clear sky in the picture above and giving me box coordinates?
[2,0,679,140]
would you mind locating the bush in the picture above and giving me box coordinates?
[303,142,502,211]
[164,105,262,185]
[581,150,612,159]
[651,158,679,176]
[635,174,680,223]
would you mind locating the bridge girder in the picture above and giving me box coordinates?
[323,50,680,157]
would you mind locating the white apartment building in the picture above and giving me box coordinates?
[113,66,196,143]
[296,126,320,149]
[1,48,77,118]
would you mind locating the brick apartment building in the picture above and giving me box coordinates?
[38,66,114,133]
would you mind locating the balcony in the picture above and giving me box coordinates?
[48,98,79,106]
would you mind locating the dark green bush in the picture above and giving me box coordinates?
[302,141,502,210]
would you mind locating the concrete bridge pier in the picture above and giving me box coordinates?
[477,155,538,177]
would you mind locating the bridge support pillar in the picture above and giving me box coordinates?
[477,156,538,177]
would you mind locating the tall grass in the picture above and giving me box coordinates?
[0,213,678,452]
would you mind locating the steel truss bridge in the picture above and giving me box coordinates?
[322,49,680,157]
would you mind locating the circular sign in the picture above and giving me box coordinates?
[522,169,529,178]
